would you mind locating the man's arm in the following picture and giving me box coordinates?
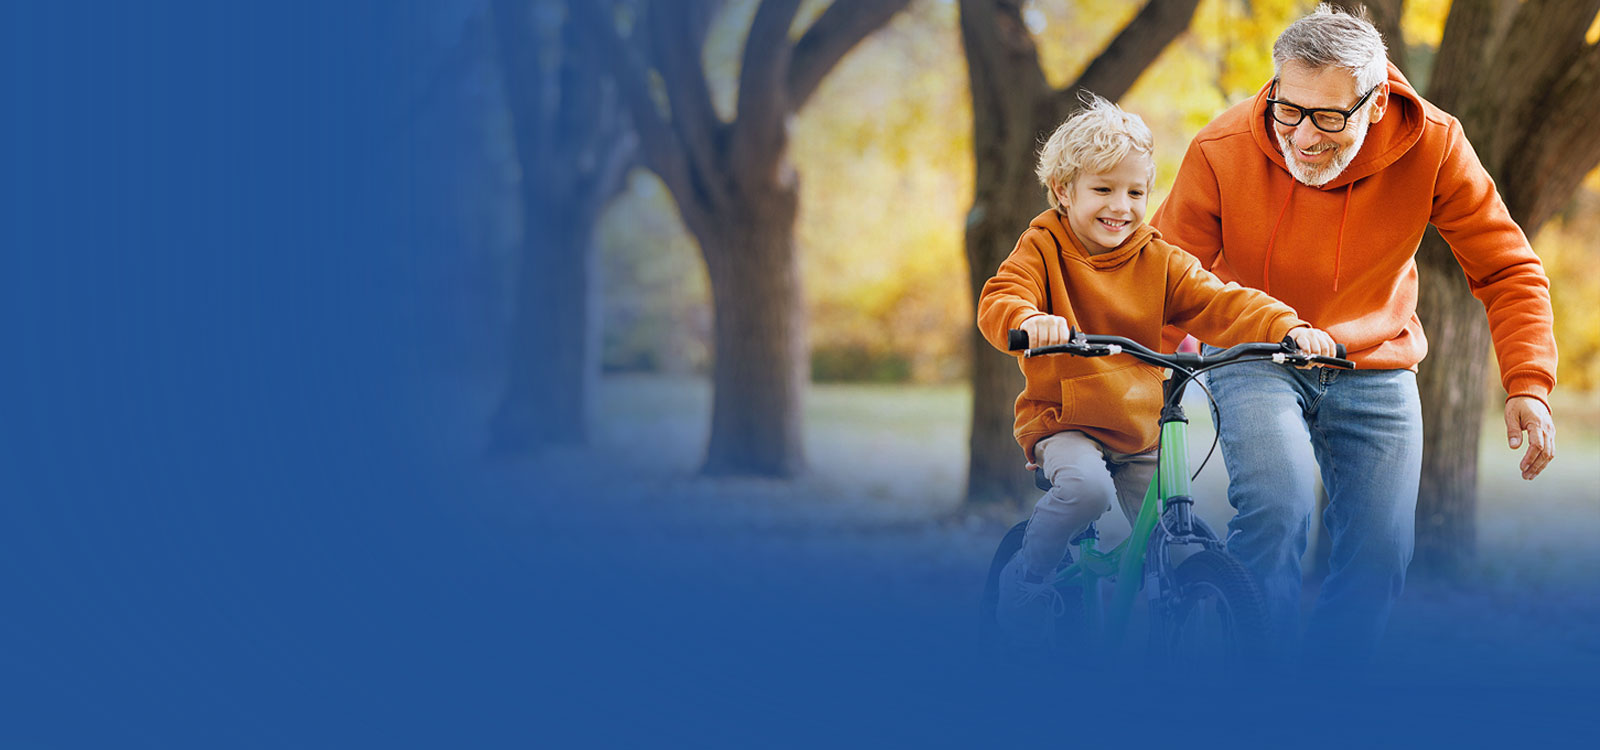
[1431,118,1558,479]
[1151,138,1226,350]
[1151,138,1226,268]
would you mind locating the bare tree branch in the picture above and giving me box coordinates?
[1327,0,1409,77]
[570,2,693,203]
[1060,0,1202,119]
[787,0,913,110]
[413,8,494,128]
[1477,0,1600,168]
[644,0,727,197]
[1503,39,1600,233]
[1427,0,1494,97]
[957,0,1051,181]
[729,0,803,180]
[563,15,638,205]
[555,17,612,181]
[490,0,549,165]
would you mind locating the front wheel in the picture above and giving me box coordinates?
[979,520,1084,656]
[1157,549,1270,668]
[978,521,1029,649]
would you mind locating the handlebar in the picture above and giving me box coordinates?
[1006,328,1354,372]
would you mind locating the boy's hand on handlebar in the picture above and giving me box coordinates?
[1020,314,1072,348]
[1504,396,1555,480]
[1287,325,1338,359]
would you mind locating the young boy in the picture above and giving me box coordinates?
[977,95,1338,648]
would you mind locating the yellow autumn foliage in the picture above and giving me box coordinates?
[1534,192,1600,391]
[598,0,1600,393]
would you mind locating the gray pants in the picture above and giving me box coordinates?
[1020,431,1158,576]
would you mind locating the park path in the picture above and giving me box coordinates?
[442,372,1600,680]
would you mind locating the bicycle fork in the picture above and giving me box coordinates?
[1105,374,1196,645]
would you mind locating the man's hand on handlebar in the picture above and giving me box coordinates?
[1020,314,1072,348]
[1006,326,1353,370]
[1287,325,1339,359]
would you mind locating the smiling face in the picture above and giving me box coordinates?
[1271,60,1387,186]
[1054,150,1151,255]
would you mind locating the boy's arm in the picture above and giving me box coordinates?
[977,231,1052,353]
[1150,139,1227,350]
[1164,250,1305,347]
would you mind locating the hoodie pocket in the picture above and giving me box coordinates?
[1059,363,1165,430]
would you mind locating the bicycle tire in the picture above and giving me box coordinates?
[979,520,1084,654]
[1159,548,1271,667]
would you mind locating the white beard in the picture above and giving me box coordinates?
[1280,115,1370,187]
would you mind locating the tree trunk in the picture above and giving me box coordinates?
[1412,230,1493,574]
[1399,1,1497,578]
[490,195,605,453]
[575,0,909,478]
[1408,0,1600,576]
[959,0,1054,505]
[959,0,1201,506]
[699,186,807,476]
[488,0,634,455]
[965,211,1039,503]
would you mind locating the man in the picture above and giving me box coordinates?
[1151,5,1557,661]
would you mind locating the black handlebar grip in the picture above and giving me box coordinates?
[1335,343,1347,359]
[1008,329,1029,351]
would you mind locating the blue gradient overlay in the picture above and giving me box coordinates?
[2,2,1596,747]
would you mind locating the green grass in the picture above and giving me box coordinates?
[512,373,1600,661]
[594,375,973,520]
[595,374,1599,568]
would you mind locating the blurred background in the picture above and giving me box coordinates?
[15,4,1596,745]
[420,0,1598,546]
[412,0,1600,688]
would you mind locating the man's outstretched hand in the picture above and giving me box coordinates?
[1505,395,1555,480]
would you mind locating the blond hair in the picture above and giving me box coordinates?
[1035,93,1154,210]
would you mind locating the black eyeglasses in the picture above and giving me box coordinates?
[1266,79,1378,133]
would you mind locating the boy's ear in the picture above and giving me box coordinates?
[1052,181,1071,208]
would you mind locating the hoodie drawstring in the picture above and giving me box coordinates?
[1261,185,1295,295]
[1263,180,1355,294]
[1333,182,1353,292]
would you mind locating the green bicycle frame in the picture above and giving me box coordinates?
[1048,385,1193,647]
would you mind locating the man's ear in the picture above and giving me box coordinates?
[1369,81,1390,124]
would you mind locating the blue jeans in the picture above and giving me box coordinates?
[1202,346,1421,662]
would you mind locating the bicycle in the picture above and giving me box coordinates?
[979,328,1353,665]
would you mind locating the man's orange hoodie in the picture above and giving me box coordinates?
[978,210,1308,461]
[1152,63,1556,406]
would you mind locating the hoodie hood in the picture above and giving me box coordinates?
[1030,208,1158,271]
[1245,62,1426,292]
[1249,62,1426,190]
[1149,60,1556,404]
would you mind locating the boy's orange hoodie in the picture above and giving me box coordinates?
[978,209,1307,461]
[1151,63,1556,406]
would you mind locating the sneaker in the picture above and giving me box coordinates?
[995,551,1067,650]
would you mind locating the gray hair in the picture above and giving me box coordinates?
[1272,4,1388,93]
